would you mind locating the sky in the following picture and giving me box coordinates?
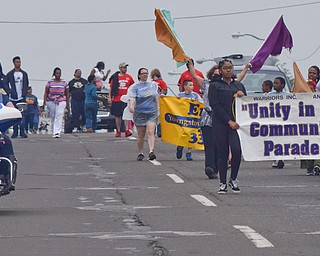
[1,0,319,98]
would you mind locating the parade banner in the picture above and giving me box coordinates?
[159,96,204,150]
[236,93,320,161]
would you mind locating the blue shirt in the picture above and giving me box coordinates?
[84,83,98,104]
[178,91,202,102]
[128,81,158,114]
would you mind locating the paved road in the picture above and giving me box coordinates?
[0,133,319,256]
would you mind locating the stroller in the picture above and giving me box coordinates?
[0,103,23,196]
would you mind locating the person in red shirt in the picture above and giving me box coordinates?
[150,68,167,137]
[108,62,135,137]
[177,59,204,95]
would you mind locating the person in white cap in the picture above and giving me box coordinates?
[108,62,135,137]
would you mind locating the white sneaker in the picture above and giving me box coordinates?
[218,183,228,194]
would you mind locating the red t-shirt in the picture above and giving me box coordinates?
[110,73,135,102]
[153,79,168,93]
[177,69,204,95]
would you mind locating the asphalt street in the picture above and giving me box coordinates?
[0,132,319,256]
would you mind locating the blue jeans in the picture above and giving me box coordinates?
[85,103,98,129]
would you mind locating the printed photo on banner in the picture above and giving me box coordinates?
[159,96,204,150]
[236,93,320,161]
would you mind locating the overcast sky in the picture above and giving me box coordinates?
[1,0,319,98]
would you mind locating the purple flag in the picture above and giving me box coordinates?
[250,16,293,73]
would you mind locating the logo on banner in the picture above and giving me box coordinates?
[159,96,204,150]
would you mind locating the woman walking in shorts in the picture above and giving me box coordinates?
[128,68,159,161]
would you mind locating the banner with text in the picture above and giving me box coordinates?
[236,93,320,161]
[160,96,204,150]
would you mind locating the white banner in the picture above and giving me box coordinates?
[236,93,320,161]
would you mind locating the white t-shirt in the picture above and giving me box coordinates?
[13,71,23,100]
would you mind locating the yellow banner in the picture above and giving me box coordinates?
[159,96,204,150]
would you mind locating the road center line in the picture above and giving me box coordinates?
[191,195,217,207]
[166,174,184,183]
[233,225,274,248]
[149,160,161,165]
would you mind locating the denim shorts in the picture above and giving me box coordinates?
[133,112,159,126]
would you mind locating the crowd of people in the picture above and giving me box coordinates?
[1,55,320,194]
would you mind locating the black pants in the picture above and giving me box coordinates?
[201,126,218,171]
[212,123,242,184]
[12,100,26,136]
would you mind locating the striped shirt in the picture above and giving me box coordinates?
[46,80,68,103]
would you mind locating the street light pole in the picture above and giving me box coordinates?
[231,32,265,41]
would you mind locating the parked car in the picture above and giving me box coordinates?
[96,91,116,131]
[64,90,116,133]
[214,54,292,94]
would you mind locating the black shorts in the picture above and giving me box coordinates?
[111,101,127,117]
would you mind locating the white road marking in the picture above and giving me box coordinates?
[133,206,172,209]
[252,185,312,188]
[149,160,161,165]
[49,230,215,240]
[190,195,217,207]
[166,174,184,183]
[233,225,274,248]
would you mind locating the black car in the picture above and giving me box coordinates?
[64,91,116,133]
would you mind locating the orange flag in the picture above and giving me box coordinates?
[292,62,312,93]
[154,9,188,66]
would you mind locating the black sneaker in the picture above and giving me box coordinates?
[137,153,144,161]
[277,160,284,169]
[228,179,240,193]
[205,167,218,179]
[218,183,228,194]
[20,133,28,138]
[176,146,183,159]
[306,167,314,176]
[148,151,156,161]
[313,165,320,176]
[11,134,18,139]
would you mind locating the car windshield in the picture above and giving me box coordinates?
[234,69,291,94]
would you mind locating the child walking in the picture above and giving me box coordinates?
[176,80,203,161]
[84,75,98,133]
[25,86,40,134]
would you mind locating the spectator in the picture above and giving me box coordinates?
[208,59,246,194]
[150,68,167,137]
[43,67,69,138]
[25,86,39,134]
[90,61,110,91]
[84,75,99,133]
[68,69,87,132]
[177,59,204,94]
[108,62,135,137]
[128,68,159,161]
[6,56,29,138]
